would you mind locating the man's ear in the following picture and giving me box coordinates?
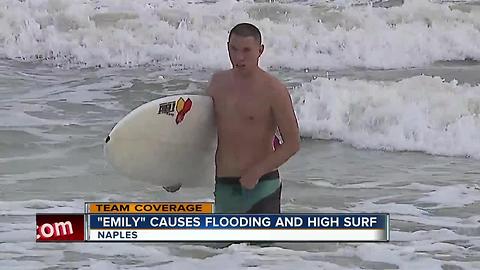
[259,44,264,55]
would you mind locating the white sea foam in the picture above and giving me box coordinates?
[416,184,480,208]
[0,199,83,215]
[293,75,480,158]
[0,165,89,184]
[1,0,479,69]
[351,200,479,228]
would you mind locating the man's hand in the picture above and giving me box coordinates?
[239,169,262,190]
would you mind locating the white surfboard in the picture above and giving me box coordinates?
[104,94,217,189]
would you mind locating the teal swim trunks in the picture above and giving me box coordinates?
[213,170,282,214]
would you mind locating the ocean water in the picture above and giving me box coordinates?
[1,0,480,269]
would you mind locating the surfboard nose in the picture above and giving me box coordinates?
[105,136,110,143]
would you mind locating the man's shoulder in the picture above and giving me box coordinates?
[211,70,231,81]
[207,70,231,96]
[262,71,287,95]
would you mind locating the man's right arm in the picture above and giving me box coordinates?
[206,72,222,98]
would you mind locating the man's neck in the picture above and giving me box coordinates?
[232,67,260,80]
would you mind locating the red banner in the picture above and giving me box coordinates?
[36,214,85,242]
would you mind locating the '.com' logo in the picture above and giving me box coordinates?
[37,221,74,239]
[36,214,84,241]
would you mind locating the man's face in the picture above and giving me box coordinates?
[228,34,264,73]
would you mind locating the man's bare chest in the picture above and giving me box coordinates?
[214,89,272,123]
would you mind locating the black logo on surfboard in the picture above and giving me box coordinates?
[158,101,175,116]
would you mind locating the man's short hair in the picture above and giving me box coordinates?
[228,23,262,44]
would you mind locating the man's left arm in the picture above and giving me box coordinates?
[239,81,300,189]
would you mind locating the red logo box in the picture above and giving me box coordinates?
[36,214,85,242]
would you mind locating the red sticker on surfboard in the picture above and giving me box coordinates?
[175,97,192,124]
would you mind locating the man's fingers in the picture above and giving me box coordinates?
[239,178,256,190]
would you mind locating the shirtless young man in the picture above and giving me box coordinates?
[207,23,300,213]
